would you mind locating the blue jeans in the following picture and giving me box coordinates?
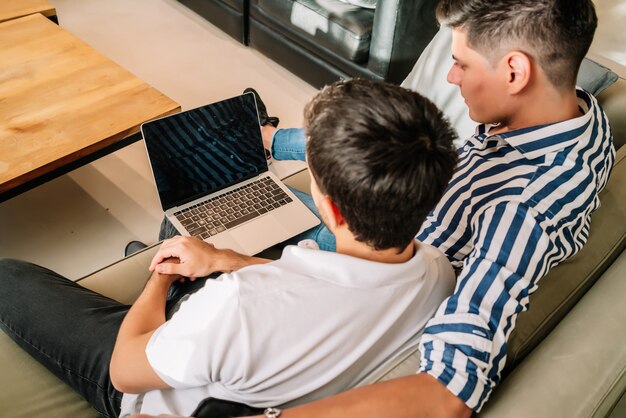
[161,128,336,252]
[271,128,336,251]
[269,127,308,161]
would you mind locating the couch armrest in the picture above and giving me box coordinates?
[76,244,160,305]
[479,250,626,417]
[367,0,439,83]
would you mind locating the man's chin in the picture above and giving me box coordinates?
[468,110,497,126]
[467,109,482,124]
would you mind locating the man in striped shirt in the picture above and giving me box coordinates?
[245,0,615,416]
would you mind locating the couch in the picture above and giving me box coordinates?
[177,0,247,44]
[176,0,440,88]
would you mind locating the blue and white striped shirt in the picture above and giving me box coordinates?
[417,89,615,411]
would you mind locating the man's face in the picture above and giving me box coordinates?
[448,29,508,125]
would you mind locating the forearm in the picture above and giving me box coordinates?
[254,374,470,418]
[110,272,173,393]
[119,272,171,335]
[219,250,271,273]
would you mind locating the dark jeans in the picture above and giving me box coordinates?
[0,258,207,418]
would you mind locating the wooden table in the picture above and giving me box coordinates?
[0,0,56,23]
[0,14,180,202]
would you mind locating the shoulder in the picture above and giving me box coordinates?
[226,246,327,299]
[416,242,456,287]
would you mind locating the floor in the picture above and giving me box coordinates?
[0,0,316,279]
[1,0,623,280]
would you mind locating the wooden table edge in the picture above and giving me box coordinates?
[0,9,57,24]
[0,105,181,201]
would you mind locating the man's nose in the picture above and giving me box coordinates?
[447,65,461,86]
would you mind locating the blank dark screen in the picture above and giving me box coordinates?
[142,93,267,210]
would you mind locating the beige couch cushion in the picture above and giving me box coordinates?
[76,244,159,304]
[0,331,101,418]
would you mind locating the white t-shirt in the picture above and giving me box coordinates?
[120,242,454,417]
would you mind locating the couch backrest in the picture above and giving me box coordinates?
[598,77,626,150]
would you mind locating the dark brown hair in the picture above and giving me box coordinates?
[304,78,458,250]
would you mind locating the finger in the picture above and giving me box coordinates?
[149,253,164,272]
[150,241,175,271]
[158,236,186,251]
[150,236,205,272]
[149,251,170,271]
[156,262,186,276]
[150,249,181,271]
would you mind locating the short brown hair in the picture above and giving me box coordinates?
[304,78,458,250]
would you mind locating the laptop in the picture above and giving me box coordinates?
[141,92,320,256]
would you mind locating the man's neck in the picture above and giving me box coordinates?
[335,234,416,264]
[490,87,581,135]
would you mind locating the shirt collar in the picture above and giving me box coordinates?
[279,241,429,287]
[472,89,596,160]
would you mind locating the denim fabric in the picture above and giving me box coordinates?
[0,259,207,417]
[270,128,307,161]
[159,217,180,241]
[0,259,124,418]
[270,128,335,250]
[285,187,336,252]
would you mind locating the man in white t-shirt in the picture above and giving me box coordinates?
[0,78,458,418]
[111,79,459,416]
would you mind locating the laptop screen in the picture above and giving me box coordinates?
[142,93,268,210]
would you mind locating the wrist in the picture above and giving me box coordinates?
[219,249,252,272]
[216,249,270,273]
[148,271,179,289]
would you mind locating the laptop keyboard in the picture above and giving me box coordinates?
[173,177,293,240]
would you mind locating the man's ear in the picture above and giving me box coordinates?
[503,51,532,94]
[320,196,345,229]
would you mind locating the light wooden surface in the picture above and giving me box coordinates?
[0,14,180,194]
[0,0,56,23]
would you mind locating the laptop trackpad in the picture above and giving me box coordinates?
[230,216,288,256]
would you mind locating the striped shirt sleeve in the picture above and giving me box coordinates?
[419,200,554,410]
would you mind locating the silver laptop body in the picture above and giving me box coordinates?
[141,92,320,256]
